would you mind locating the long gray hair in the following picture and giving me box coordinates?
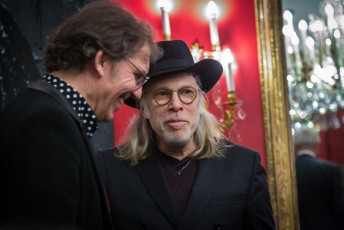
[118,74,228,165]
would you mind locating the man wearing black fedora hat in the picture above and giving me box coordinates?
[96,40,275,230]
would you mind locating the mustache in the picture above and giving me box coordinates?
[164,115,187,123]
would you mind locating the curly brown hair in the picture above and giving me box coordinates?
[43,0,160,72]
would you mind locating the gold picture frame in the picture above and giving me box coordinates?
[254,0,300,229]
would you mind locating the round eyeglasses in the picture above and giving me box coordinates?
[124,56,150,90]
[152,87,198,106]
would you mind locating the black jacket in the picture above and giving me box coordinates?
[96,142,275,230]
[296,154,344,230]
[0,80,112,230]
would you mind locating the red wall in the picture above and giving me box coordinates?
[113,0,267,166]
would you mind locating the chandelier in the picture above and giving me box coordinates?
[283,0,344,131]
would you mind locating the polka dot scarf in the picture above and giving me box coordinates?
[42,73,98,138]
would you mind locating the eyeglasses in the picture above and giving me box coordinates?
[152,87,198,106]
[124,56,150,90]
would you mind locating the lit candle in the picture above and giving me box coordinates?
[206,1,220,50]
[298,20,308,57]
[282,10,295,69]
[157,0,172,40]
[298,20,307,40]
[222,48,235,92]
[305,36,315,63]
[290,33,303,71]
[283,10,294,30]
[324,3,338,31]
[311,20,327,66]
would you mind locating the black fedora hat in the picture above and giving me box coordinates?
[125,39,223,108]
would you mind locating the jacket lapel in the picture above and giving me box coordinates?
[135,152,181,229]
[178,157,224,229]
[29,79,81,125]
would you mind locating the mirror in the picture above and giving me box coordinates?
[254,0,299,228]
[281,0,344,229]
[254,0,299,229]
[281,0,344,166]
[255,0,344,229]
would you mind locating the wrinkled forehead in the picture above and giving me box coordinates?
[143,72,200,92]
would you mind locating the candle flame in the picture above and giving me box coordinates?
[334,29,341,39]
[222,48,233,64]
[298,20,308,31]
[324,3,334,17]
[310,20,324,32]
[205,1,219,19]
[283,10,293,23]
[157,0,173,12]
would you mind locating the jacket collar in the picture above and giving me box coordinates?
[135,147,224,229]
[29,79,83,129]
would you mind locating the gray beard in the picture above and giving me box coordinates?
[165,136,189,148]
[163,128,192,148]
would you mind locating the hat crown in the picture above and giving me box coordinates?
[148,40,195,77]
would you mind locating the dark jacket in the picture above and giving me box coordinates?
[96,142,275,230]
[296,154,344,230]
[0,80,112,230]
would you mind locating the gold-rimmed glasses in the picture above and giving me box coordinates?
[152,87,198,106]
[124,56,150,90]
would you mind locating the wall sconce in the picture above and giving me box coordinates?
[202,0,242,129]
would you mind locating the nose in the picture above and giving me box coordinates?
[131,87,142,100]
[168,92,183,111]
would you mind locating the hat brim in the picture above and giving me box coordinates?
[125,58,223,108]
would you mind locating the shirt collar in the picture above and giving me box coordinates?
[297,149,316,157]
[42,73,98,137]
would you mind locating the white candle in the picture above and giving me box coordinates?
[305,36,315,63]
[324,3,338,31]
[222,49,235,92]
[157,0,172,40]
[209,18,219,48]
[160,7,171,40]
[298,20,308,59]
[298,20,307,41]
[290,33,303,71]
[206,1,220,49]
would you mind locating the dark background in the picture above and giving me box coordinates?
[0,0,114,152]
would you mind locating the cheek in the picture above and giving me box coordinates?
[188,106,202,125]
[144,107,164,129]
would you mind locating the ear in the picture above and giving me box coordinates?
[94,49,105,77]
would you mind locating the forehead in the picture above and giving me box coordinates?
[126,44,151,69]
[147,73,198,90]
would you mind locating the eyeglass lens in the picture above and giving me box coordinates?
[153,87,198,106]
